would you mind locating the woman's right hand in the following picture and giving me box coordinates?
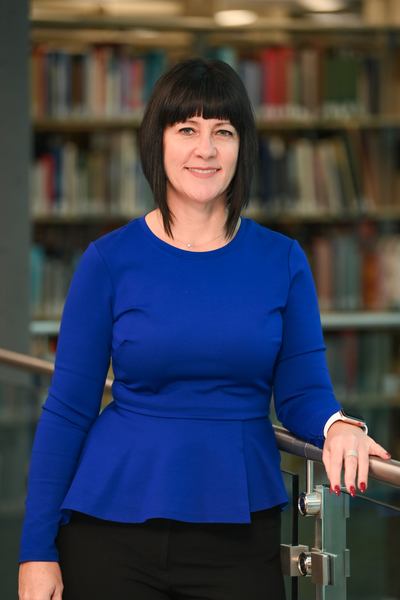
[19,561,63,600]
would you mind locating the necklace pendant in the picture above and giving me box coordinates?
[187,244,192,248]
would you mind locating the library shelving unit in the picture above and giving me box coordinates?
[29,8,400,456]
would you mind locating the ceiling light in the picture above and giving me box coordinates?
[214,10,258,27]
[133,29,158,39]
[101,1,182,17]
[297,0,347,11]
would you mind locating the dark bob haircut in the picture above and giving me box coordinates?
[139,57,258,239]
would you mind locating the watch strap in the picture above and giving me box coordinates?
[324,410,368,437]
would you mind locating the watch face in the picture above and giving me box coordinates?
[341,409,366,424]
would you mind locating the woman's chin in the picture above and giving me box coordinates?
[174,192,227,208]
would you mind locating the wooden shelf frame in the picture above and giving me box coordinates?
[30,312,400,337]
[30,207,400,227]
[33,114,144,131]
[320,312,400,329]
[30,16,400,34]
[33,114,400,132]
[31,207,400,226]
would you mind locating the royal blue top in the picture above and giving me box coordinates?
[20,216,341,562]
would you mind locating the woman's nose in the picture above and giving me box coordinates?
[194,133,217,158]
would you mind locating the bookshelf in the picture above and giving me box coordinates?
[34,116,144,131]
[28,3,400,449]
[29,312,400,337]
[29,13,400,35]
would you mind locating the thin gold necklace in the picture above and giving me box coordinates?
[156,212,227,250]
[175,231,226,249]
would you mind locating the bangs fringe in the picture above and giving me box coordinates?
[161,73,242,131]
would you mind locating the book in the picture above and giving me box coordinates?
[360,222,383,310]
[294,137,318,214]
[238,59,262,110]
[300,46,320,118]
[332,136,359,212]
[312,236,334,311]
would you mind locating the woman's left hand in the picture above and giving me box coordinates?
[323,421,391,497]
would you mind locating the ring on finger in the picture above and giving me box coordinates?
[344,450,358,460]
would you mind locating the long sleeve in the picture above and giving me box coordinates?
[20,242,114,562]
[272,240,342,448]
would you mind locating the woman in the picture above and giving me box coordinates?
[19,58,390,600]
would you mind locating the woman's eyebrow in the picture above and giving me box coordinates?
[178,119,233,125]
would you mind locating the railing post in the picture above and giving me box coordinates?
[312,484,350,599]
[282,461,350,599]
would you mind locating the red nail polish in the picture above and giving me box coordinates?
[335,485,340,496]
[350,486,356,498]
[386,453,392,458]
[360,482,366,493]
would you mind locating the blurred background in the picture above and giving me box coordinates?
[1,1,400,598]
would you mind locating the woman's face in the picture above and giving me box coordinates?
[163,115,239,208]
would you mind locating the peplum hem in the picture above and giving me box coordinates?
[60,403,289,526]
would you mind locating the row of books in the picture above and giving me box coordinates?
[238,46,386,119]
[30,245,82,320]
[310,227,400,312]
[31,46,167,118]
[31,44,396,119]
[31,131,154,217]
[254,129,400,215]
[31,128,400,218]
[325,330,398,398]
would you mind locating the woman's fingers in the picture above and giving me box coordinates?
[326,444,344,495]
[324,423,360,494]
[369,440,392,461]
[323,421,392,497]
[343,446,367,495]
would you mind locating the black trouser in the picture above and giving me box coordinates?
[56,508,286,600]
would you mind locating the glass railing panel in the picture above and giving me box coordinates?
[347,493,400,600]
[0,376,48,600]
[281,470,300,600]
[311,458,400,512]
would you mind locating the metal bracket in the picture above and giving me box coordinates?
[310,550,338,586]
[280,544,310,577]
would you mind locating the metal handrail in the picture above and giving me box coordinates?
[1,347,400,488]
[0,347,113,391]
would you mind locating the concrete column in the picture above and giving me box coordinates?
[0,2,31,597]
[0,0,31,378]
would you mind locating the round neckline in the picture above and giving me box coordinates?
[139,214,248,260]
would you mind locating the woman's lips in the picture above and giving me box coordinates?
[186,167,220,178]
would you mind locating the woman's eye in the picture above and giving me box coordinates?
[217,129,234,136]
[179,127,194,134]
